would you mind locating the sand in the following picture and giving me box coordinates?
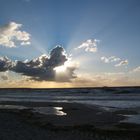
[0,101,140,140]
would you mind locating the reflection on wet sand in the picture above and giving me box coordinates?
[0,105,67,116]
[33,107,67,116]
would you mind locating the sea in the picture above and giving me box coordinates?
[0,87,140,109]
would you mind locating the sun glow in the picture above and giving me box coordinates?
[54,59,79,74]
[54,65,67,73]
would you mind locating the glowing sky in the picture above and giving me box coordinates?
[0,0,140,87]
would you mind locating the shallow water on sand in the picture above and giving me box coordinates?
[0,105,67,116]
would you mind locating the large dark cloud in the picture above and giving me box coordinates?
[0,46,77,81]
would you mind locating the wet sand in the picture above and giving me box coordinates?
[0,101,140,140]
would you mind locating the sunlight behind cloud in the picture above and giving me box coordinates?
[53,58,78,82]
[54,65,67,73]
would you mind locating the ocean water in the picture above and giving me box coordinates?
[0,87,140,109]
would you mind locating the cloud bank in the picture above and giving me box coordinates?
[0,46,77,81]
[0,22,31,48]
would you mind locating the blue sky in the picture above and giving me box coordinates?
[0,0,140,87]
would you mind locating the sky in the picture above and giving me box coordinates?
[0,0,140,88]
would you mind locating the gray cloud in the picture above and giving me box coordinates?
[0,46,77,81]
[1,75,9,80]
[0,56,13,71]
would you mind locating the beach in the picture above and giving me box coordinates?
[0,100,140,140]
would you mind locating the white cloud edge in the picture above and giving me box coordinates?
[75,39,100,53]
[115,60,128,67]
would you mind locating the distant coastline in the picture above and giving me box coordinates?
[0,86,140,90]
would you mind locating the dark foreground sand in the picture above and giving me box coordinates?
[0,101,140,140]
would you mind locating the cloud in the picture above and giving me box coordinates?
[101,56,121,63]
[132,66,140,73]
[75,39,99,52]
[54,60,78,82]
[0,56,13,71]
[115,60,128,67]
[70,72,139,87]
[1,71,140,88]
[21,41,31,45]
[1,75,9,80]
[0,46,77,82]
[101,55,128,67]
[0,22,31,48]
[0,71,9,81]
